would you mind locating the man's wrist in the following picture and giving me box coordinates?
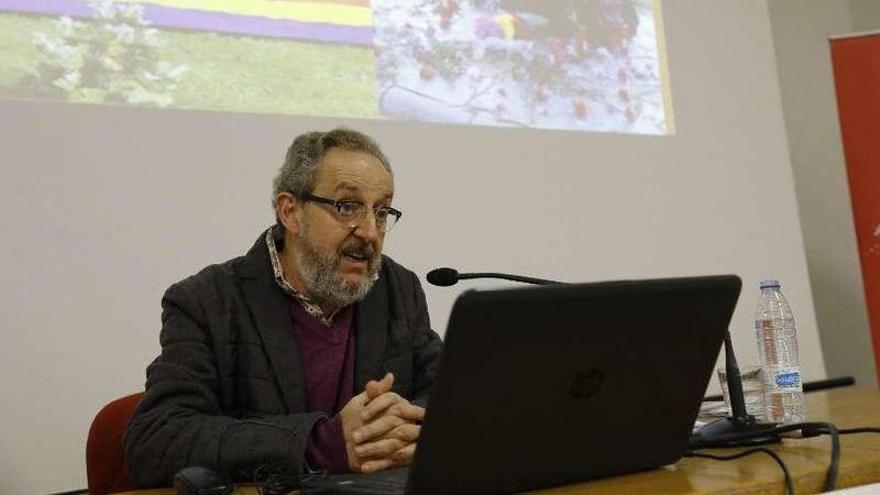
[305,414,350,473]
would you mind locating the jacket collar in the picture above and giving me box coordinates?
[239,230,307,411]
[238,228,389,409]
[354,269,389,390]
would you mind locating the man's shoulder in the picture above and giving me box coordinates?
[380,255,418,282]
[165,255,247,301]
[378,255,426,301]
[380,254,409,274]
[167,231,268,299]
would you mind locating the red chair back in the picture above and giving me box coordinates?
[86,392,143,495]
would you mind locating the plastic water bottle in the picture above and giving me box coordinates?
[755,279,805,424]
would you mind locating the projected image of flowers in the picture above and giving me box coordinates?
[27,2,187,107]
[0,0,380,117]
[373,0,672,134]
[0,0,672,134]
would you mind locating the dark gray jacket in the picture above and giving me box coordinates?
[124,231,443,487]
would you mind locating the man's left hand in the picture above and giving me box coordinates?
[350,374,426,473]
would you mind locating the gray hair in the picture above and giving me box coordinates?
[272,128,393,207]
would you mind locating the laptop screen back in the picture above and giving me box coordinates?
[408,275,741,494]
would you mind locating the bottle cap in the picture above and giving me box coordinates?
[759,279,781,289]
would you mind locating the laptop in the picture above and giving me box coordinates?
[302,275,741,494]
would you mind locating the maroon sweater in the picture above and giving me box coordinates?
[290,300,355,473]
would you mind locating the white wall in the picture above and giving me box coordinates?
[849,0,880,31]
[0,1,828,493]
[767,0,878,387]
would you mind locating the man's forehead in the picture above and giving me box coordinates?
[315,149,393,195]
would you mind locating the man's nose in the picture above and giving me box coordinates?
[353,209,381,242]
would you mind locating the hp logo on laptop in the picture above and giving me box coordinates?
[570,369,605,400]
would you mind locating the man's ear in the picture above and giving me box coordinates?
[275,192,302,236]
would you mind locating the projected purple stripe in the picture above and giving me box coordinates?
[140,4,373,45]
[0,0,91,17]
[0,0,373,46]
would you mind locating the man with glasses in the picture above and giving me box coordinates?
[125,129,443,488]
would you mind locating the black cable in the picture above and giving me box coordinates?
[685,448,794,495]
[825,423,842,493]
[694,421,841,492]
[839,427,880,434]
[790,424,880,491]
[746,422,838,492]
[213,419,303,485]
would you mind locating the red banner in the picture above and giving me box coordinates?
[830,33,880,383]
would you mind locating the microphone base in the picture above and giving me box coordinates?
[689,416,781,449]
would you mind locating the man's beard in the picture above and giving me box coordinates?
[292,224,381,310]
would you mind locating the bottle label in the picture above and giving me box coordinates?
[768,369,802,392]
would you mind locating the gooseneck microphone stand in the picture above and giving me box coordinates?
[688,333,780,448]
[426,267,562,287]
[425,267,780,449]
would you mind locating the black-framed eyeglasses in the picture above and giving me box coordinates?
[295,192,402,233]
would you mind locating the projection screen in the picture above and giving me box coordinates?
[0,0,673,134]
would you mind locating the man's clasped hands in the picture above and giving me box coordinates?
[339,373,424,473]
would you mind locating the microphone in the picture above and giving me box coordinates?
[425,267,460,287]
[426,267,562,287]
[426,266,778,448]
